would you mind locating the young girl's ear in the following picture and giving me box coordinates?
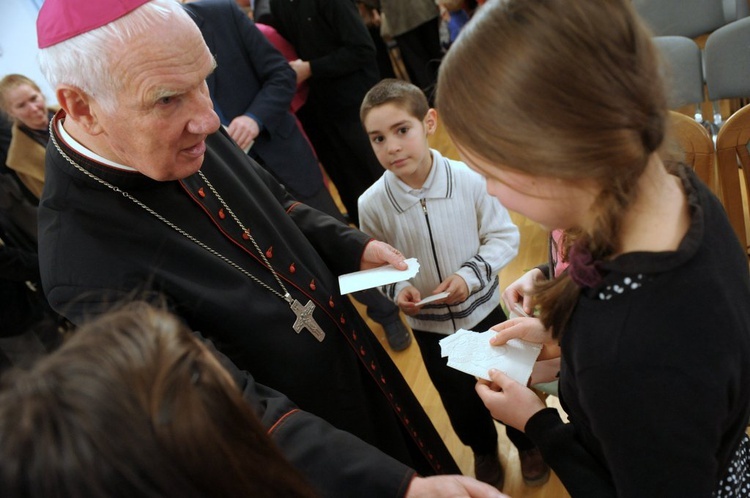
[423,108,438,136]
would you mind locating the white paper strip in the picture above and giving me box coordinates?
[338,258,419,295]
[415,291,451,306]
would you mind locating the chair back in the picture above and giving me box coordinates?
[653,36,705,120]
[714,104,750,249]
[667,110,715,188]
[723,0,750,22]
[633,0,727,37]
[704,17,750,101]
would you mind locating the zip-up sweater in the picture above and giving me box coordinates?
[358,148,519,334]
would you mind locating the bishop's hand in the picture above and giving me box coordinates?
[360,240,407,271]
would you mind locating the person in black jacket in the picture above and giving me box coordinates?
[0,173,64,369]
[269,0,384,226]
[182,0,346,222]
[269,0,412,352]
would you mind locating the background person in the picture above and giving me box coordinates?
[181,0,346,222]
[0,74,55,201]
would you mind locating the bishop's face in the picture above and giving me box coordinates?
[90,18,220,181]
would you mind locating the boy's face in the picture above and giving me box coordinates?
[364,103,437,189]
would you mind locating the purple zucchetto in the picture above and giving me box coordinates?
[37,0,150,48]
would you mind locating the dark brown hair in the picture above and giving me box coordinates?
[437,0,668,337]
[361,78,430,125]
[0,302,317,498]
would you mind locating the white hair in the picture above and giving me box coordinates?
[38,0,194,112]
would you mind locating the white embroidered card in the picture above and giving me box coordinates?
[439,329,543,385]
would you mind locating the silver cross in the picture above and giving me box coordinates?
[290,299,325,342]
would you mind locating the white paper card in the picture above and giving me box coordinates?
[415,291,451,306]
[439,329,543,385]
[338,258,419,295]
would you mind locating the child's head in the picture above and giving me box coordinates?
[361,78,430,124]
[361,79,437,188]
[0,302,316,498]
[437,0,668,337]
[437,0,667,230]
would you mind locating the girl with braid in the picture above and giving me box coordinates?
[437,0,750,496]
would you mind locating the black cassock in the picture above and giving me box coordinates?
[39,112,459,483]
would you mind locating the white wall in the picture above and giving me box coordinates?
[0,0,58,105]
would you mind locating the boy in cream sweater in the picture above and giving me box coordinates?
[358,79,549,490]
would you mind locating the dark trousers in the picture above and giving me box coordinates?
[369,26,396,80]
[394,17,444,102]
[297,103,383,224]
[354,288,401,326]
[413,306,536,454]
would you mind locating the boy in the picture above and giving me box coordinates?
[358,78,549,489]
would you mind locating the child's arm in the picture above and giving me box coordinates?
[454,188,520,294]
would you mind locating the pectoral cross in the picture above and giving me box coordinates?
[290,299,325,342]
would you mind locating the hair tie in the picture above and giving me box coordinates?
[567,242,604,288]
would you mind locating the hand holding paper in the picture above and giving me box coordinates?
[439,329,543,386]
[415,291,451,306]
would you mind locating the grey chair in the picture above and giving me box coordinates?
[633,0,727,38]
[703,16,750,129]
[723,0,750,22]
[653,36,706,123]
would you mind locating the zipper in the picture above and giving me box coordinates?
[420,198,456,330]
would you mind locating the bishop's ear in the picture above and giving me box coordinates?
[56,85,103,135]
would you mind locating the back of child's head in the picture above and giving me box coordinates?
[438,0,666,182]
[361,78,430,125]
[0,302,317,498]
[437,0,669,338]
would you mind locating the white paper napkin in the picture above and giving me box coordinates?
[439,329,543,385]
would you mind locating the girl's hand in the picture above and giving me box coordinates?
[501,268,545,315]
[490,316,550,345]
[476,369,546,431]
